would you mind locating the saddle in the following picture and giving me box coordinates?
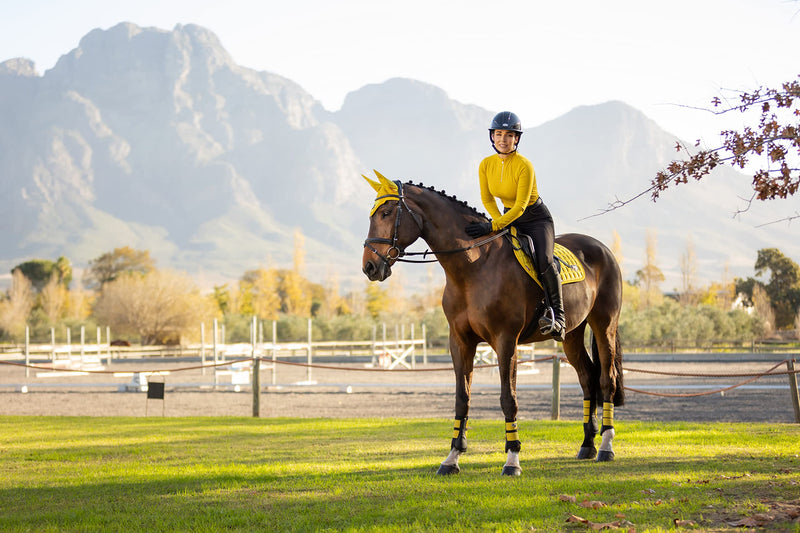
[505,227,586,288]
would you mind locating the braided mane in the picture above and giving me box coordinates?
[405,181,488,221]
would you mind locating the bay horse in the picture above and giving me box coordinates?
[361,171,625,476]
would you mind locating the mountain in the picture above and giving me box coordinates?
[0,22,797,293]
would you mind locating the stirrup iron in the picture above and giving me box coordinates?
[539,307,556,334]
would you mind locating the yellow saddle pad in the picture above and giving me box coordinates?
[508,227,586,287]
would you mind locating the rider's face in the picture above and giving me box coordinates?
[492,129,518,155]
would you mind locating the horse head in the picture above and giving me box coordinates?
[361,170,424,282]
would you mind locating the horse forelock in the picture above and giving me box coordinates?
[404,181,488,222]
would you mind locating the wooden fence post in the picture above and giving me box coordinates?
[24,326,30,378]
[551,356,561,420]
[252,357,261,418]
[787,359,800,424]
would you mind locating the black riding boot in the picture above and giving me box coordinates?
[538,264,566,342]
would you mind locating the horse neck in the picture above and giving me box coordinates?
[408,188,492,276]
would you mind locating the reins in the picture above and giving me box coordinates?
[395,230,508,263]
[363,181,508,265]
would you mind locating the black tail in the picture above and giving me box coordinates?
[590,328,625,407]
[614,329,625,406]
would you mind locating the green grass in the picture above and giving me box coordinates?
[0,417,798,532]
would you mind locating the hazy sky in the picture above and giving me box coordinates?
[1,0,798,144]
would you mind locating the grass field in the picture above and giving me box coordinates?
[0,417,798,532]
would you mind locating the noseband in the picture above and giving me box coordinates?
[363,180,424,267]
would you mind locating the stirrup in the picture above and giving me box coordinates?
[538,307,564,341]
[538,307,556,334]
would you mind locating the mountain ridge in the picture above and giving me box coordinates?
[1,22,796,293]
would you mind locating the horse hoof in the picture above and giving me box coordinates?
[437,463,460,475]
[501,465,522,476]
[596,450,615,462]
[576,446,597,460]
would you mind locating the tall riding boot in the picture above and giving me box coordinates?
[538,264,566,342]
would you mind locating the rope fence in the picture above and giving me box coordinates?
[1,353,799,422]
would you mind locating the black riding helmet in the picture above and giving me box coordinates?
[488,111,523,154]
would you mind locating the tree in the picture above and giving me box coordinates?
[242,268,281,320]
[752,285,776,335]
[83,247,155,290]
[678,237,698,306]
[599,76,800,218]
[754,248,800,329]
[93,270,215,344]
[364,281,390,319]
[12,257,72,292]
[278,230,312,317]
[39,275,67,324]
[0,270,34,340]
[634,230,665,308]
[611,230,624,277]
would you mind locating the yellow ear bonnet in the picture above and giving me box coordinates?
[363,170,399,216]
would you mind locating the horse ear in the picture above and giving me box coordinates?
[373,170,398,194]
[362,173,382,193]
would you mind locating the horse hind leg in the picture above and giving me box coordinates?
[562,322,600,460]
[591,326,624,462]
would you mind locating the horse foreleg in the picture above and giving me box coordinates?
[437,333,475,475]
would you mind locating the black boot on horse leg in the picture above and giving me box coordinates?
[501,420,522,476]
[576,399,599,460]
[538,264,565,341]
[437,416,468,475]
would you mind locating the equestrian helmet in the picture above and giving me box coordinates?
[489,111,523,133]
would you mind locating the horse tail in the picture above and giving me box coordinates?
[613,328,625,406]
[590,327,626,407]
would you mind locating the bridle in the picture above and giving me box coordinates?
[363,181,509,266]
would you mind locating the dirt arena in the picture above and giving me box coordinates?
[1,354,797,423]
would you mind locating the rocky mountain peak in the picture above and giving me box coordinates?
[0,58,39,77]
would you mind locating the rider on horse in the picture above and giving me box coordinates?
[465,111,565,341]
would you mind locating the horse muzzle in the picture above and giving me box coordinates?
[362,258,392,282]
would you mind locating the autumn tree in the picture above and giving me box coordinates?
[0,270,34,340]
[279,230,312,317]
[678,237,698,306]
[39,275,68,324]
[93,270,215,344]
[364,281,390,319]
[611,230,624,277]
[241,268,281,320]
[634,230,665,308]
[83,247,155,290]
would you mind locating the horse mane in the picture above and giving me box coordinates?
[404,181,488,222]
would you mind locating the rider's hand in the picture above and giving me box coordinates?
[465,222,493,238]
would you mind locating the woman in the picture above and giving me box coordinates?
[465,111,565,341]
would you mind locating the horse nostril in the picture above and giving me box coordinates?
[363,262,374,276]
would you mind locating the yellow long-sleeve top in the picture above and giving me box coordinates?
[478,152,539,231]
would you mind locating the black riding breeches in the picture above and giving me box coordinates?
[505,199,555,274]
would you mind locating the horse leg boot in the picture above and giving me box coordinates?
[597,402,615,462]
[502,420,522,476]
[538,264,566,342]
[577,399,599,459]
[437,417,468,475]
